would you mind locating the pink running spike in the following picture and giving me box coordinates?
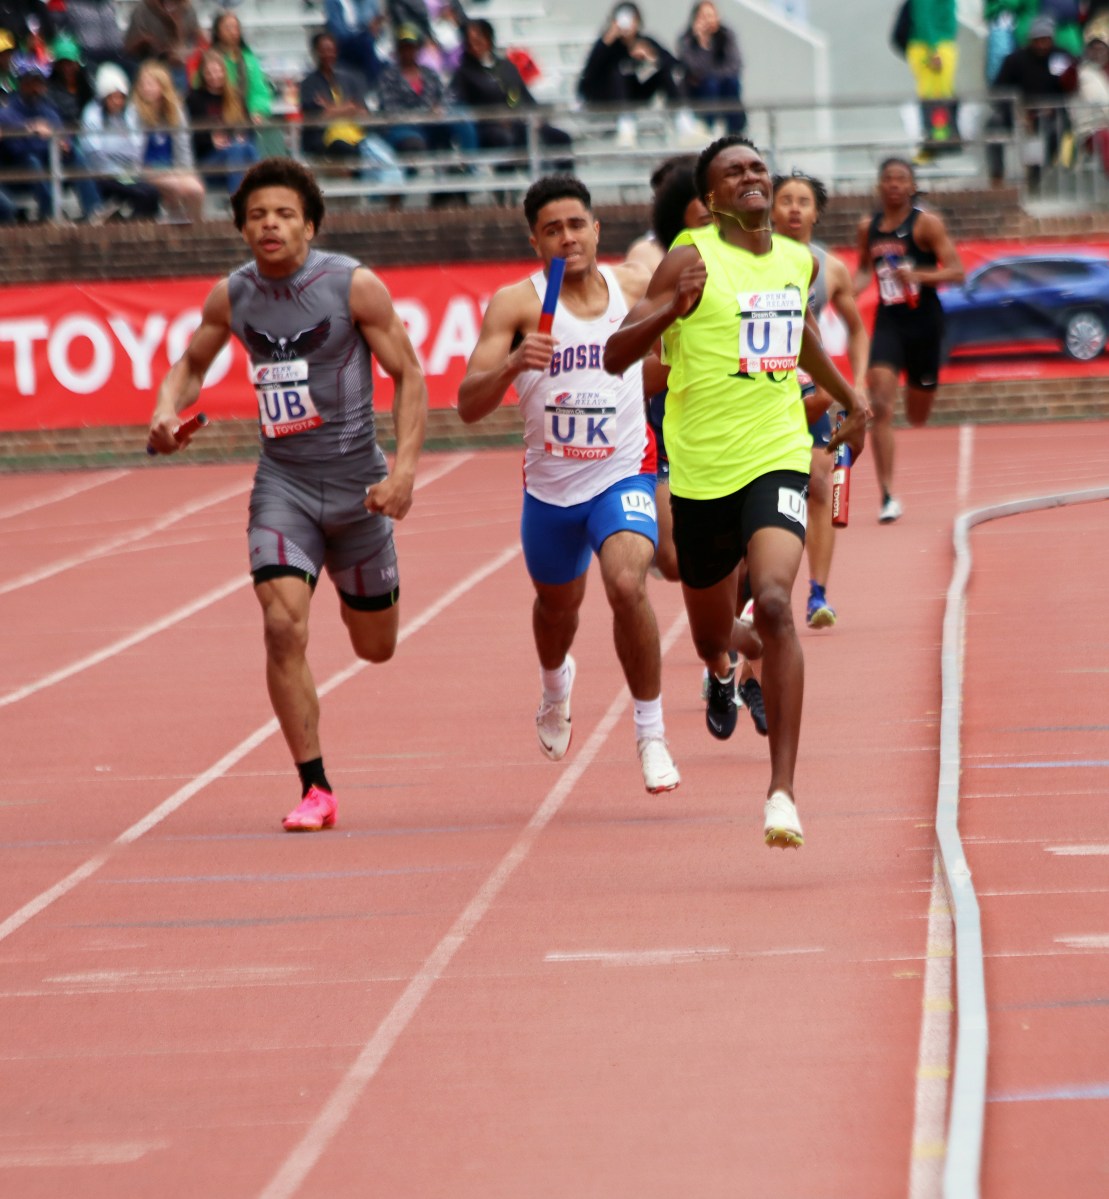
[282,785,337,832]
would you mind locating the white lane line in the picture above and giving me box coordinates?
[413,452,472,489]
[908,854,954,1198]
[544,947,823,966]
[1046,844,1109,856]
[256,610,689,1199]
[0,543,521,947]
[0,1140,170,1167]
[1055,934,1109,950]
[0,480,249,598]
[0,470,129,522]
[545,948,731,966]
[935,481,1109,1199]
[0,455,470,709]
[0,576,245,708]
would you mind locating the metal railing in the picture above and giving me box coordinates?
[2,93,1106,222]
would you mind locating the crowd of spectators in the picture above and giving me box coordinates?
[2,0,1108,224]
[0,0,592,222]
[577,2,744,145]
[981,5,1109,187]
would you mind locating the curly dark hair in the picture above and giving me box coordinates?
[694,134,762,203]
[652,161,700,249]
[772,170,829,218]
[231,157,326,231]
[523,174,592,229]
[649,153,696,194]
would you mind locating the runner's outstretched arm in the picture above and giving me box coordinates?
[148,281,232,454]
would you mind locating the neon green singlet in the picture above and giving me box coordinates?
[662,225,814,500]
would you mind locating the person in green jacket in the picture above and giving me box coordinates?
[209,11,283,157]
[209,11,273,116]
[905,0,960,154]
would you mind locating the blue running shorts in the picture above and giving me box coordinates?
[522,473,658,586]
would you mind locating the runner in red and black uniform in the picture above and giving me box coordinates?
[854,158,964,524]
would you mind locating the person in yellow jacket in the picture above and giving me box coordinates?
[604,135,869,850]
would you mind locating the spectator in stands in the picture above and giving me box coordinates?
[903,0,961,156]
[46,35,94,127]
[133,58,206,219]
[79,62,161,218]
[577,3,682,109]
[124,0,205,96]
[376,24,477,161]
[57,0,127,74]
[0,27,15,97]
[0,0,56,51]
[388,0,435,43]
[423,0,466,76]
[450,17,572,170]
[185,49,258,194]
[209,11,273,126]
[677,0,744,134]
[987,14,1078,189]
[299,30,405,186]
[1040,0,1085,59]
[983,0,1038,84]
[1071,22,1109,173]
[0,52,101,219]
[0,28,15,99]
[323,0,385,88]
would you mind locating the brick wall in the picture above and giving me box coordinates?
[0,185,1050,284]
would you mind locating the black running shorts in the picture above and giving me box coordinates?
[869,298,945,390]
[671,469,809,590]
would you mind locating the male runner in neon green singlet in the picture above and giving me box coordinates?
[605,136,869,849]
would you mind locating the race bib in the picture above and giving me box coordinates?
[778,486,808,529]
[252,359,323,439]
[876,258,919,307]
[737,288,803,374]
[543,391,616,461]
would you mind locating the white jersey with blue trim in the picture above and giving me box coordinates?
[514,264,651,507]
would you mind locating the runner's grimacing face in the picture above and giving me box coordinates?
[879,164,914,209]
[530,199,599,277]
[708,145,771,217]
[242,186,315,272]
[771,179,817,242]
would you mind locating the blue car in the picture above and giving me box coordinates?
[939,253,1109,362]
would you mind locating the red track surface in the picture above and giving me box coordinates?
[0,424,1106,1197]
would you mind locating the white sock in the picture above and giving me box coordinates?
[633,695,665,742]
[541,659,570,704]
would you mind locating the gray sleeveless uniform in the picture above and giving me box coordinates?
[229,249,398,605]
[803,243,833,447]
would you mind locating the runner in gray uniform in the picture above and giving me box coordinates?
[771,170,869,628]
[148,157,427,832]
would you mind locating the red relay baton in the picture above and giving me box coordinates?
[536,257,566,334]
[147,412,209,456]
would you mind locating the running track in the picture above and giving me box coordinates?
[0,423,1106,1198]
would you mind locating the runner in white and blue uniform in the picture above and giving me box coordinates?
[149,158,428,833]
[458,174,680,795]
